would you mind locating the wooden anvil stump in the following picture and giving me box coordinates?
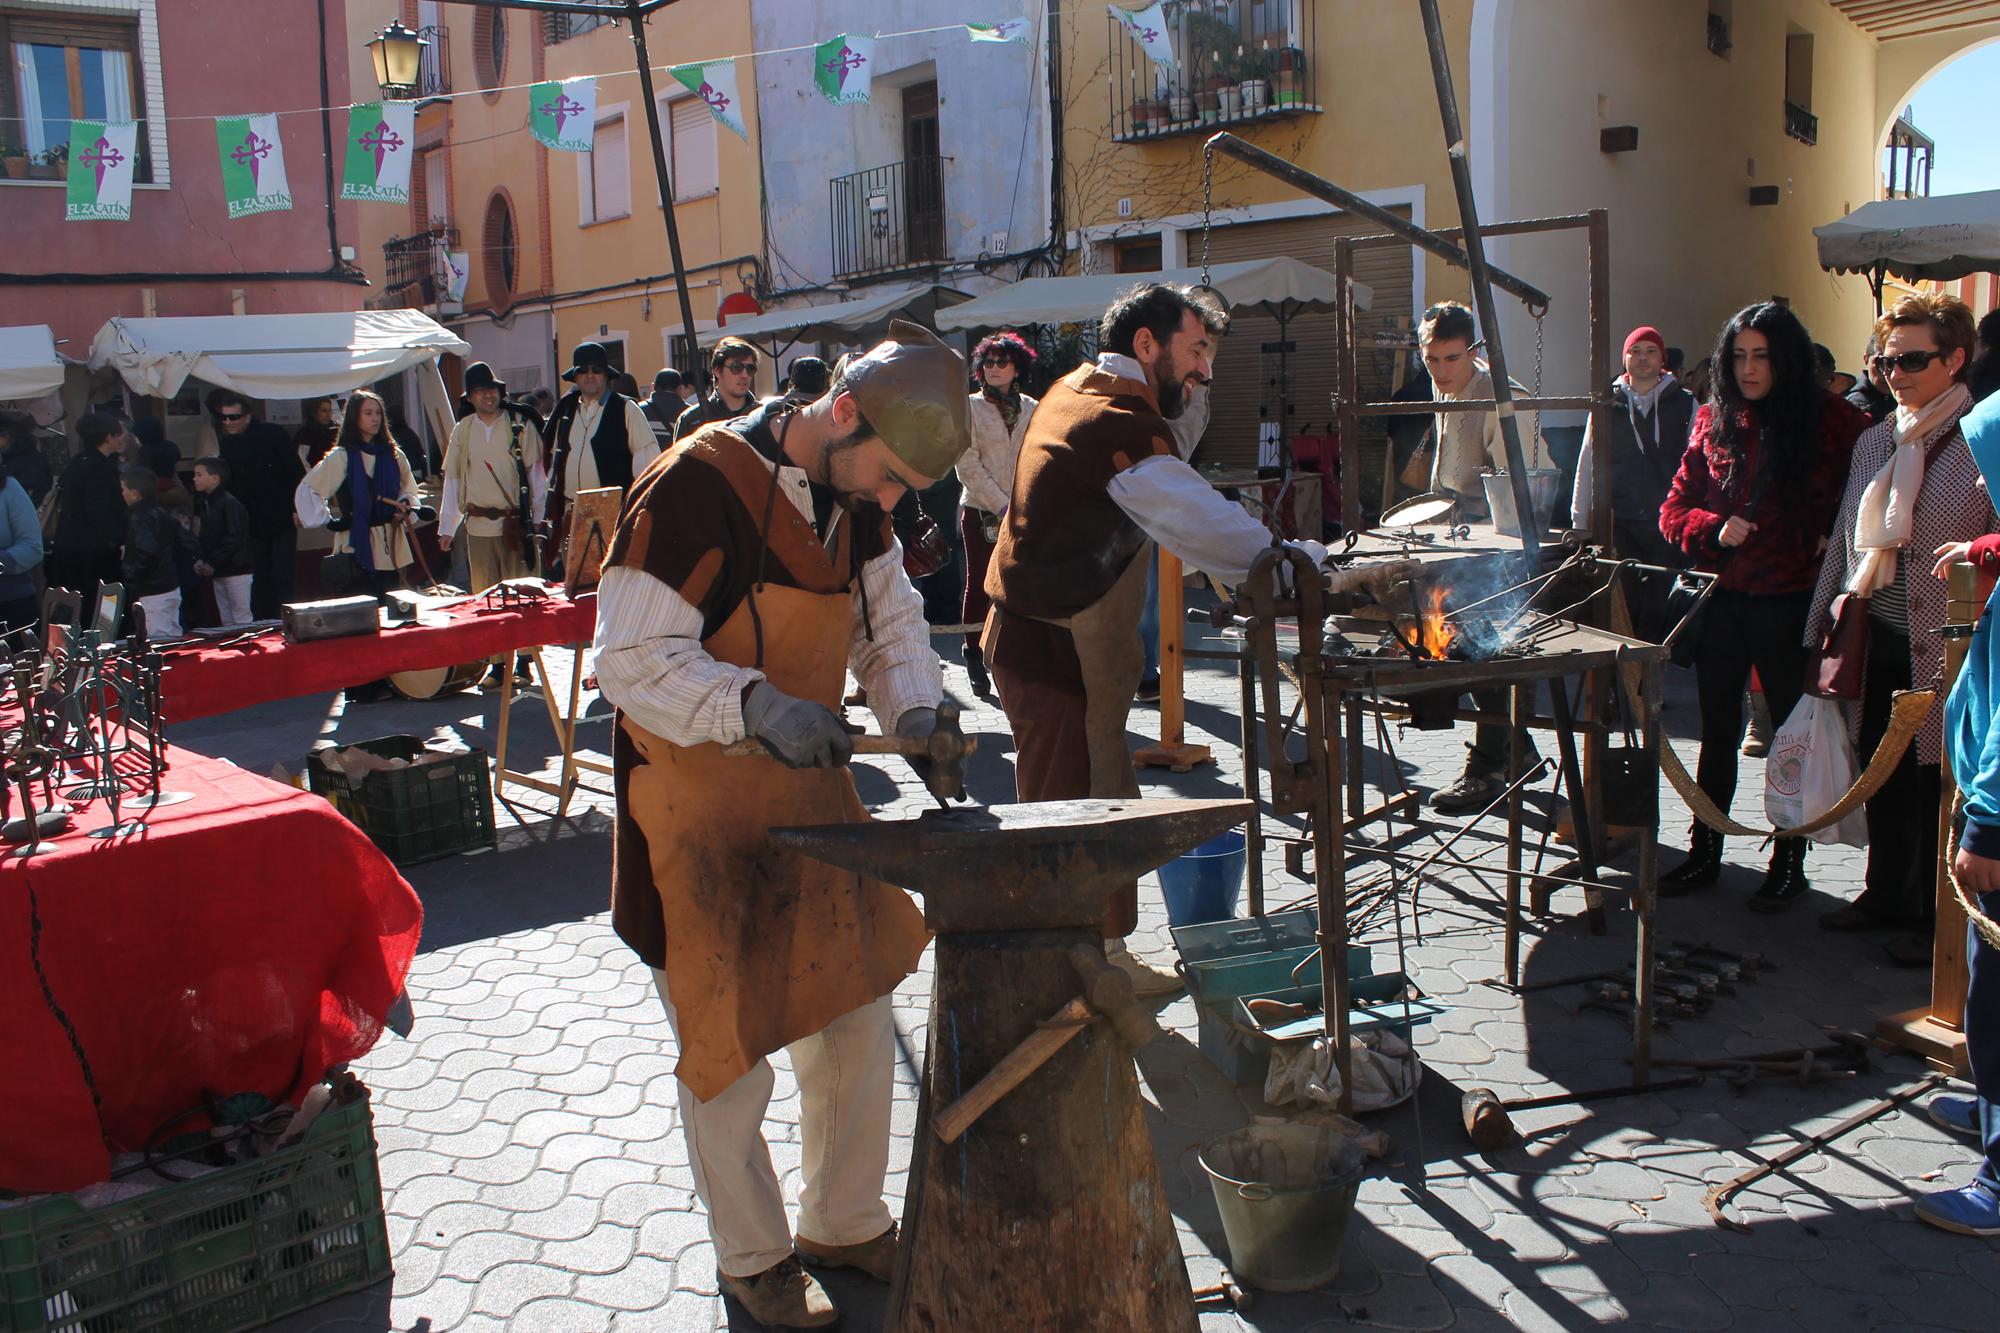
[771,798,1250,1333]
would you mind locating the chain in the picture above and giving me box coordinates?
[26,873,112,1146]
[1200,140,1215,288]
[1531,309,1547,453]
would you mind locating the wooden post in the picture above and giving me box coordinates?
[1876,560,1985,1072]
[1134,547,1213,773]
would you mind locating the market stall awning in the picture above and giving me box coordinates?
[88,310,471,400]
[933,257,1369,332]
[0,325,65,401]
[701,282,973,348]
[1815,190,2000,284]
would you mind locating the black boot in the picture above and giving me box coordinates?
[1749,838,1810,913]
[964,646,990,696]
[1660,825,1724,896]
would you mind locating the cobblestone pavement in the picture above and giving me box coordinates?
[172,613,2000,1332]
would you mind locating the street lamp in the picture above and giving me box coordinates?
[366,19,427,100]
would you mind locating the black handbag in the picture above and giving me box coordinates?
[1661,439,1777,668]
[319,550,359,596]
[1600,670,1659,827]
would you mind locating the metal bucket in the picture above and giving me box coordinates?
[1480,468,1562,538]
[1199,1124,1366,1291]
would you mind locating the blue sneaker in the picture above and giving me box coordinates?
[1930,1094,1981,1138]
[1915,1182,2000,1236]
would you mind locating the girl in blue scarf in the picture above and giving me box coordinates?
[309,389,418,597]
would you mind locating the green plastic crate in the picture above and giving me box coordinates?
[0,1091,391,1333]
[308,734,495,866]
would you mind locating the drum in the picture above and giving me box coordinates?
[386,661,488,700]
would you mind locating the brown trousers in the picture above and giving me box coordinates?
[990,650,1138,937]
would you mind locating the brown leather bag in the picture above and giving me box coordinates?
[1810,591,1869,701]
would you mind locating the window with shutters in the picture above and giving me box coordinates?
[580,113,629,224]
[1,7,153,181]
[665,95,717,202]
[544,12,612,44]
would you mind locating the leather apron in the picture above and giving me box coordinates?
[618,549,930,1103]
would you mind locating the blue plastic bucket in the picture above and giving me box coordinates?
[1158,830,1247,927]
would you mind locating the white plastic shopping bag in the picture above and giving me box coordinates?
[1764,695,1868,847]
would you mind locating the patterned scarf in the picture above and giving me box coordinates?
[983,383,1023,433]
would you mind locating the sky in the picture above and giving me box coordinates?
[1900,39,2000,197]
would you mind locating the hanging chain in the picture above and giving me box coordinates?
[1200,140,1215,288]
[1531,309,1547,453]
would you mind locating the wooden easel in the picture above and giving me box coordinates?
[1134,548,1213,773]
[1877,560,1984,1072]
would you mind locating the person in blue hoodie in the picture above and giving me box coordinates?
[0,471,44,635]
[1925,387,2000,1236]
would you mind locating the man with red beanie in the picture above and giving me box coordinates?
[1571,324,1697,641]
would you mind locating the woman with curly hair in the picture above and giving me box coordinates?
[1657,302,1870,910]
[956,331,1038,695]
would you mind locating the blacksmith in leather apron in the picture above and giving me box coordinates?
[592,321,968,1305]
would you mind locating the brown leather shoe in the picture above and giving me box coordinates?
[796,1223,899,1282]
[718,1255,840,1329]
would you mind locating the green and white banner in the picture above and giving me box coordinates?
[967,19,1030,43]
[1111,2,1177,68]
[444,250,470,304]
[217,113,291,219]
[670,60,747,141]
[341,101,416,203]
[65,120,137,221]
[814,33,875,105]
[529,77,597,153]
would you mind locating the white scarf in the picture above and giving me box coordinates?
[1848,382,1972,594]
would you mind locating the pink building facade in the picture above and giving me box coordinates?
[2,0,369,351]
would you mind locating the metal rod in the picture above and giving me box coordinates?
[1345,214,1599,245]
[1205,132,1551,310]
[625,0,708,399]
[1350,397,1597,416]
[1414,0,1542,566]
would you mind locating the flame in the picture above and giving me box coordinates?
[1416,584,1456,659]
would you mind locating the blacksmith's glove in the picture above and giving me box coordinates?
[1277,539,1329,595]
[896,705,963,801]
[742,681,854,769]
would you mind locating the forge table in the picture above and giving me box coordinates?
[1225,548,1669,1104]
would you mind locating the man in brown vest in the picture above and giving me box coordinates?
[593,321,967,1330]
[984,282,1325,995]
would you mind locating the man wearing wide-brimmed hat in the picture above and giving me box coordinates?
[542,341,657,539]
[438,361,548,604]
[592,320,967,1330]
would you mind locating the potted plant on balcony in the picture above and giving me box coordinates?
[1238,45,1271,115]
[1272,44,1306,107]
[3,148,26,179]
[29,143,65,180]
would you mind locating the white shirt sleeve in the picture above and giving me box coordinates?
[849,537,943,733]
[591,564,765,745]
[438,475,464,538]
[627,401,662,476]
[1570,417,1594,528]
[1106,454,1276,588]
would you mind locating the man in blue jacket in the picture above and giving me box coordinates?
[1925,389,2000,1236]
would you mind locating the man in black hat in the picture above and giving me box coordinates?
[675,336,761,441]
[543,341,658,540]
[439,363,549,602]
[642,369,684,451]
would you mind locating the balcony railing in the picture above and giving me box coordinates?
[378,226,459,308]
[830,156,947,281]
[417,25,450,99]
[1110,0,1319,143]
[1784,100,1818,147]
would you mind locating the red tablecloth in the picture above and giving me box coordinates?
[159,594,597,723]
[0,746,423,1192]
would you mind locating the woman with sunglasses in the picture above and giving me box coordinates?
[955,331,1038,696]
[297,389,424,598]
[1807,293,1991,947]
[1658,302,1870,909]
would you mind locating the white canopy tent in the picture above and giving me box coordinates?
[89,310,470,401]
[0,325,66,401]
[934,256,1370,331]
[1815,190,2000,292]
[700,282,973,349]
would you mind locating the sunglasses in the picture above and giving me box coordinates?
[979,355,1014,367]
[1873,349,1947,376]
[720,360,756,375]
[218,412,247,422]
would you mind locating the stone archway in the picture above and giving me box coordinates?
[1873,26,2000,159]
